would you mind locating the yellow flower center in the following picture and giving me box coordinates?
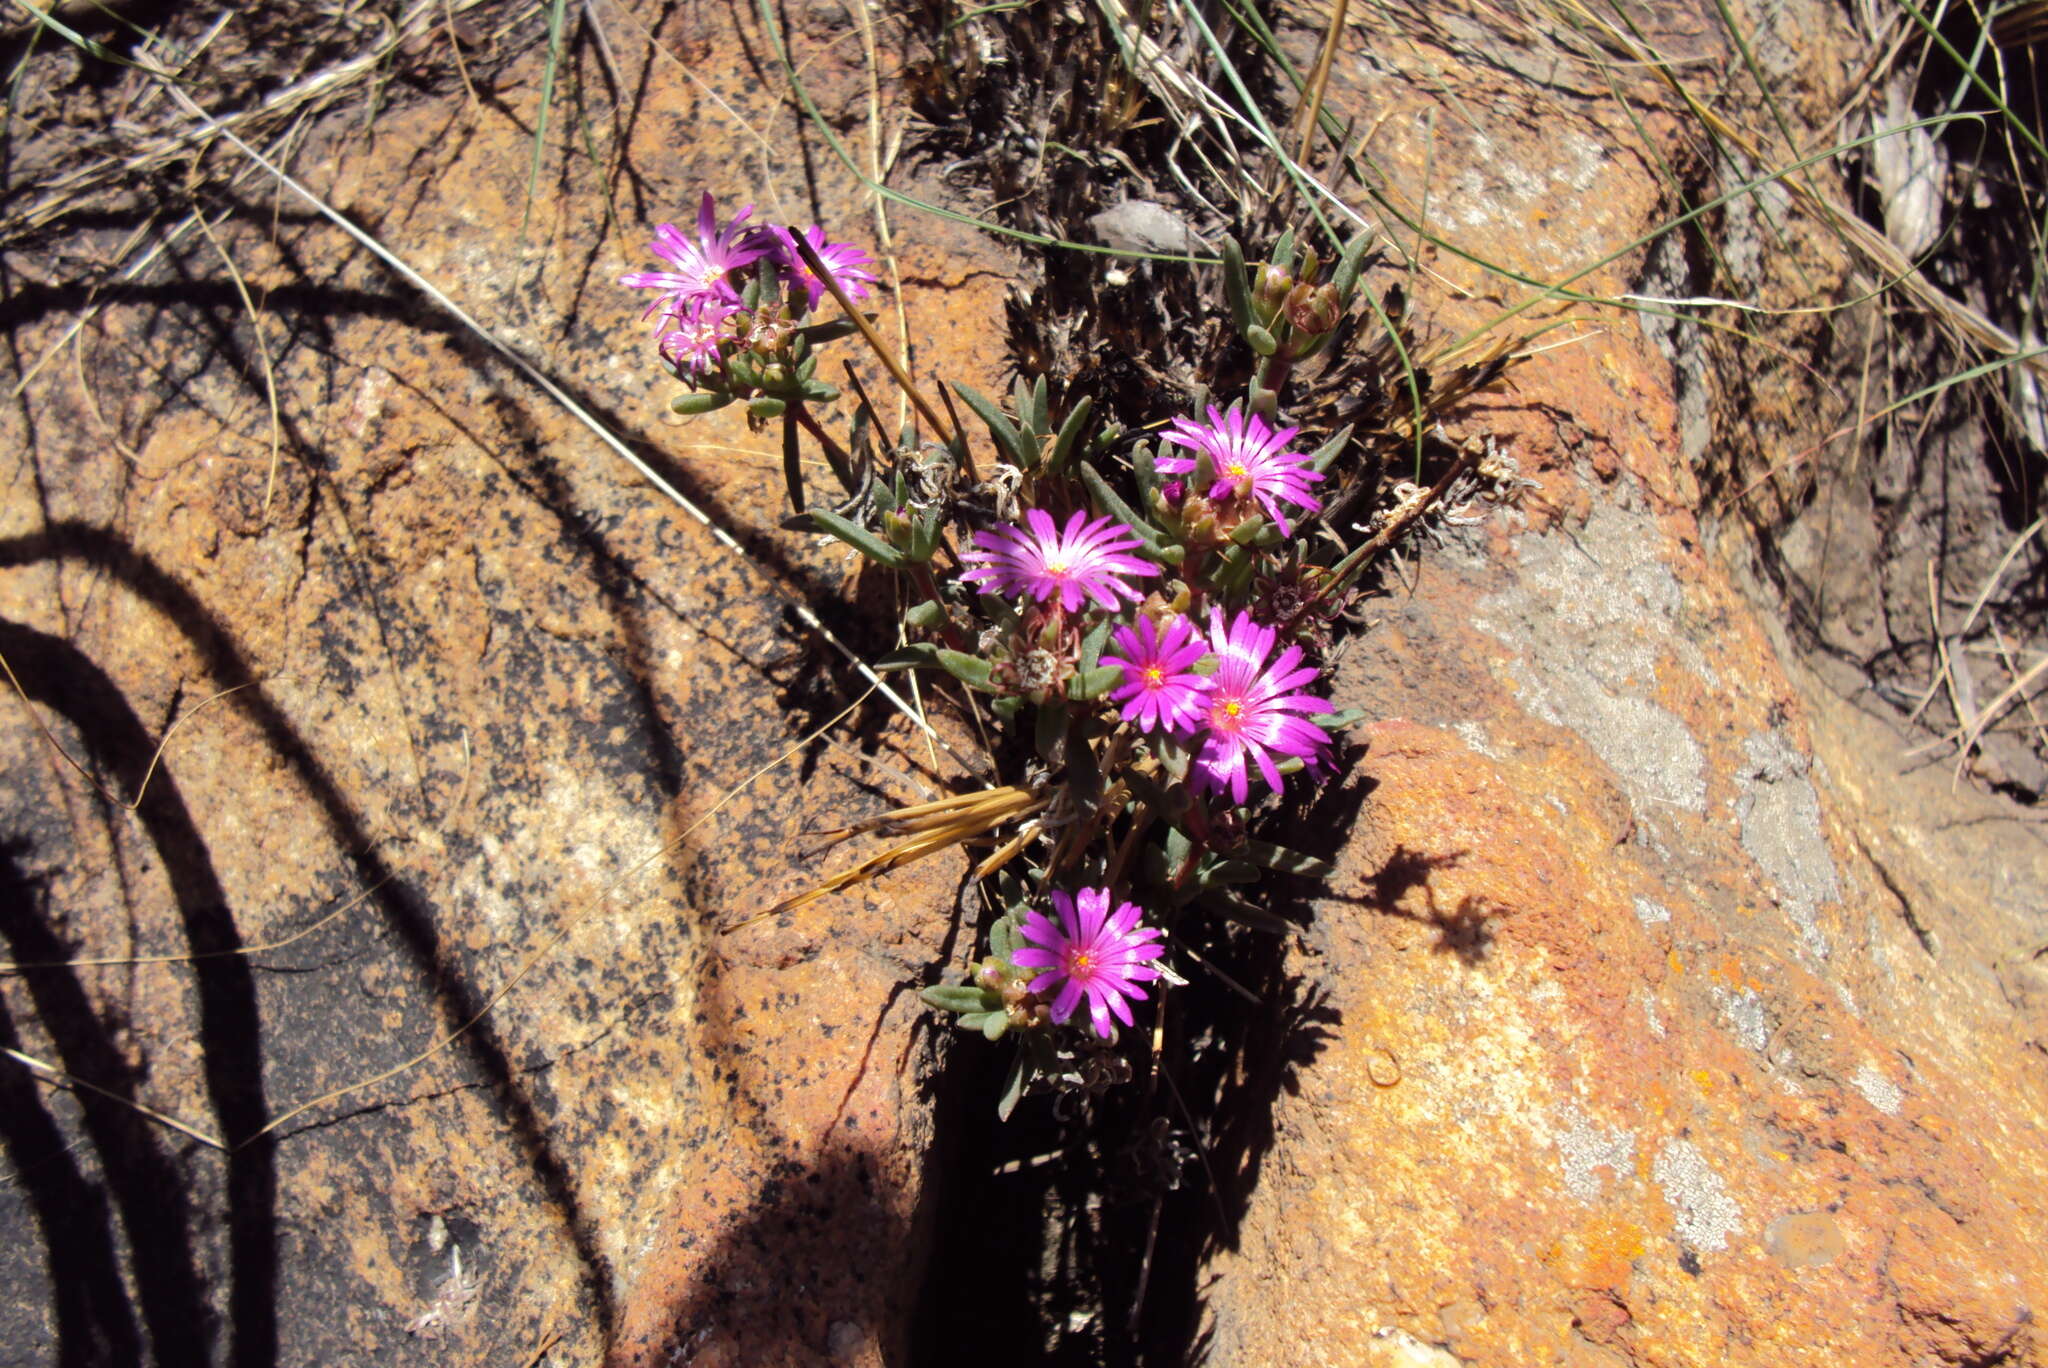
[1223,700,1243,718]
[1070,950,1094,974]
[1226,461,1249,479]
[1043,557,1070,576]
[1143,666,1164,685]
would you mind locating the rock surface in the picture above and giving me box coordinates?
[0,3,1006,1365]
[4,0,2047,1365]
[1195,3,2048,1366]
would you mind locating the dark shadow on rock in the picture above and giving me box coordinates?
[1358,845,1497,965]
[0,620,272,1367]
[0,842,152,1368]
[608,1143,918,1366]
[0,529,618,1349]
[909,760,1371,1368]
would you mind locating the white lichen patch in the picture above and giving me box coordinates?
[1653,1138,1741,1252]
[1452,720,1500,758]
[1851,1061,1903,1116]
[1713,986,1771,1053]
[1735,732,1843,960]
[1472,503,1708,822]
[1369,1327,1466,1368]
[1555,1103,1637,1201]
[1633,895,1672,926]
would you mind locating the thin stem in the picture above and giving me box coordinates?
[787,230,970,470]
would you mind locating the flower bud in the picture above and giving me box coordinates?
[881,505,916,552]
[1253,262,1294,314]
[1284,281,1343,335]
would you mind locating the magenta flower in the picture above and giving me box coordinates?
[657,297,738,375]
[770,224,881,313]
[1012,887,1166,1038]
[1190,607,1334,804]
[1102,613,1210,733]
[959,508,1158,612]
[619,192,770,319]
[1158,404,1323,534]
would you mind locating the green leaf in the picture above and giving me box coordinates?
[874,642,941,670]
[955,1010,1002,1036]
[1132,441,1160,502]
[923,983,1004,1014]
[798,377,840,403]
[1313,707,1366,732]
[807,507,906,568]
[1164,825,1194,876]
[671,391,733,415]
[989,910,1021,960]
[1308,424,1356,474]
[1220,235,1253,336]
[1212,542,1256,591]
[1269,227,1298,278]
[1237,839,1334,878]
[747,396,788,420]
[1200,891,1293,933]
[1035,702,1067,764]
[1331,226,1374,303]
[991,696,1025,722]
[953,381,1034,469]
[978,592,1021,631]
[1078,616,1115,670]
[980,1011,1011,1041]
[937,649,996,691]
[1046,394,1095,474]
[1068,664,1122,701]
[1245,323,1278,356]
[908,513,943,563]
[1228,514,1269,546]
[1196,858,1261,889]
[799,316,861,345]
[1076,460,1167,555]
[996,1048,1030,1121]
[904,599,947,631]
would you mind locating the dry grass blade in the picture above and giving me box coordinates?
[1,647,258,811]
[1951,655,2048,788]
[1546,0,2048,386]
[1,0,494,244]
[728,784,1050,930]
[1908,513,2047,723]
[189,209,283,514]
[1288,0,1348,171]
[786,229,965,465]
[4,1047,228,1150]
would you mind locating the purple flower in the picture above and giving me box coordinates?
[1102,613,1209,733]
[657,297,738,375]
[769,224,881,313]
[620,192,770,320]
[1158,404,1323,534]
[1012,887,1166,1038]
[960,508,1159,612]
[1190,607,1334,804]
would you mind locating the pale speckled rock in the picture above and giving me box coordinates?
[1195,1,2048,1364]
